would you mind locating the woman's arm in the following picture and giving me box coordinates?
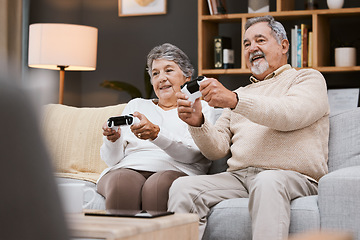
[100,135,126,167]
[99,101,135,167]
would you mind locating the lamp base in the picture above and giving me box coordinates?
[59,69,65,104]
[58,65,68,104]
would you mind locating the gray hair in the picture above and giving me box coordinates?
[245,15,289,57]
[147,43,194,80]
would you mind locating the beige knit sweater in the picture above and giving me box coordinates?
[190,65,330,181]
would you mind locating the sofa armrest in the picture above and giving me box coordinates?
[318,166,360,239]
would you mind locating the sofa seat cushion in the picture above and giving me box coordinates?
[203,195,319,240]
[42,103,127,183]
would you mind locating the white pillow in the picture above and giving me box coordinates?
[41,103,127,183]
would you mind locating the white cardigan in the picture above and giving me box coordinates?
[98,98,217,182]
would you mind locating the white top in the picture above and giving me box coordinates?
[98,98,217,183]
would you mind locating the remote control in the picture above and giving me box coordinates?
[181,76,207,103]
[107,114,140,131]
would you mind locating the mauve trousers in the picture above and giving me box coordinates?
[168,167,318,240]
[97,168,187,211]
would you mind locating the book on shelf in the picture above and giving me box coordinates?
[215,0,227,14]
[207,0,215,15]
[296,26,302,68]
[291,24,312,68]
[291,26,298,67]
[301,24,309,68]
[207,0,227,15]
[308,31,313,67]
[214,36,231,69]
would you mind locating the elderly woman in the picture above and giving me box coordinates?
[97,43,215,211]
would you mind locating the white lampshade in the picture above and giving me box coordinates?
[28,23,98,71]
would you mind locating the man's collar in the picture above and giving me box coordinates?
[249,64,292,83]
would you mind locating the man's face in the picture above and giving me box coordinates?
[243,22,289,80]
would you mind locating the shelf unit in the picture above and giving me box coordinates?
[198,0,360,76]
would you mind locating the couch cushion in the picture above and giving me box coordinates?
[42,103,126,183]
[289,195,320,233]
[328,107,360,172]
[203,196,319,240]
[203,198,252,240]
[207,154,229,174]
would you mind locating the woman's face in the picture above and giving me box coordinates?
[151,59,190,104]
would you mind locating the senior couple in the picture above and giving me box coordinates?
[97,15,330,240]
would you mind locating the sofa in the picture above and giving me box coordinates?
[41,103,360,240]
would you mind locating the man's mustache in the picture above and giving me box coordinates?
[249,51,265,63]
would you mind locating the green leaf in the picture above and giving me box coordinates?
[144,67,153,99]
[100,65,154,100]
[100,80,142,99]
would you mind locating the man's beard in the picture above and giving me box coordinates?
[250,51,269,76]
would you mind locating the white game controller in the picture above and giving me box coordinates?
[107,114,140,131]
[181,76,207,103]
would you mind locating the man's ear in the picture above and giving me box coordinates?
[281,39,290,55]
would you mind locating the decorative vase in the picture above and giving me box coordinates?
[305,0,319,10]
[335,47,357,67]
[248,0,269,13]
[327,0,344,9]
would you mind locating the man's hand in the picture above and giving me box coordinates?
[102,122,121,142]
[200,78,238,109]
[176,92,204,127]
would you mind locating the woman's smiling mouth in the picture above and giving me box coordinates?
[159,85,172,90]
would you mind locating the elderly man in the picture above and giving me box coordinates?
[169,15,330,240]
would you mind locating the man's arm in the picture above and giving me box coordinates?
[233,69,329,131]
[176,90,233,160]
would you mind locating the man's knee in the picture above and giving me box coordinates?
[169,175,192,197]
[251,170,286,192]
[168,176,196,211]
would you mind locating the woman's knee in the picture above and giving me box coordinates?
[106,169,145,192]
[144,171,186,192]
[142,171,187,200]
[142,171,186,211]
[98,168,146,208]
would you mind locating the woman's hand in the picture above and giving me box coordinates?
[130,111,160,140]
[102,122,121,142]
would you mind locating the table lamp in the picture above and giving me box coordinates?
[28,23,98,104]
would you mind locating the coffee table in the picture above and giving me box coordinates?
[66,210,199,240]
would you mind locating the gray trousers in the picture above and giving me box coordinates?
[168,167,318,240]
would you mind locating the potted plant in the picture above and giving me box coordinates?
[333,39,359,67]
[100,66,153,99]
